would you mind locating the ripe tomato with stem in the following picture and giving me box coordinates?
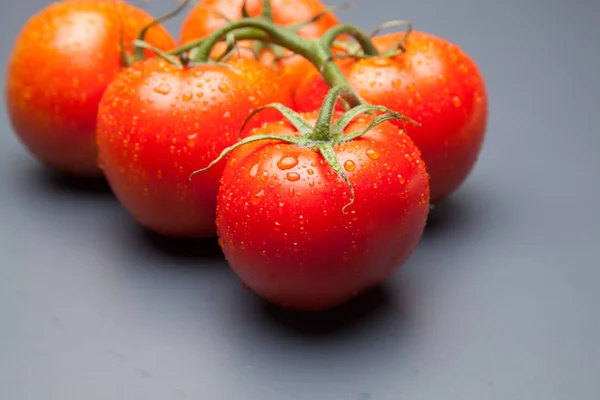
[295,29,488,203]
[179,0,344,93]
[191,87,430,311]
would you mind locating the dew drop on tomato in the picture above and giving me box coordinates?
[251,190,265,206]
[181,91,193,102]
[277,156,298,170]
[153,82,171,95]
[366,149,379,160]
[249,163,259,177]
[343,160,356,172]
[286,172,300,181]
[218,83,230,93]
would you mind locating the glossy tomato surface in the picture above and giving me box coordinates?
[96,57,293,238]
[295,31,488,203]
[5,0,175,177]
[215,112,430,311]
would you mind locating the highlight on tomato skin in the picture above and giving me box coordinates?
[214,111,431,311]
[96,57,294,238]
[5,0,175,177]
[294,30,488,204]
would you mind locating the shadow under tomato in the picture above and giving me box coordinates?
[28,164,114,197]
[257,285,405,336]
[138,227,225,261]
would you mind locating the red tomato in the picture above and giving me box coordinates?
[179,0,341,92]
[214,112,430,311]
[5,0,175,177]
[96,58,294,238]
[294,31,488,203]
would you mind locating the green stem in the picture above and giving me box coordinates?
[312,86,352,141]
[320,23,379,56]
[180,19,367,107]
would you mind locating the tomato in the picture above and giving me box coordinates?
[96,57,294,238]
[179,0,339,43]
[294,31,488,203]
[213,111,430,311]
[5,0,175,177]
[179,0,341,92]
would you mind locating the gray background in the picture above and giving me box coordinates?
[1,0,599,399]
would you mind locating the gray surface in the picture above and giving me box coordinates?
[1,0,599,399]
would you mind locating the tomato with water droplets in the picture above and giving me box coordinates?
[295,31,488,203]
[5,0,175,177]
[96,57,293,237]
[215,111,430,311]
[179,0,341,93]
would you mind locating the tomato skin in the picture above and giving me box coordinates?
[5,0,175,177]
[96,58,293,238]
[294,31,488,203]
[216,112,430,311]
[179,0,340,92]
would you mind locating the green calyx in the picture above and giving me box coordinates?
[189,86,418,214]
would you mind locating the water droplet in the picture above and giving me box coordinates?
[458,63,469,73]
[438,74,447,84]
[343,160,356,172]
[392,79,402,88]
[251,189,265,205]
[307,169,314,175]
[249,163,259,177]
[156,170,163,179]
[222,111,231,119]
[153,82,171,95]
[286,172,300,181]
[398,174,406,184]
[277,156,298,170]
[452,96,462,107]
[288,187,295,197]
[187,133,197,147]
[218,83,230,93]
[419,192,427,207]
[196,91,204,98]
[181,91,193,102]
[366,149,379,160]
[274,221,281,231]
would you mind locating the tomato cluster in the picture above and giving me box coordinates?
[5,0,488,311]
